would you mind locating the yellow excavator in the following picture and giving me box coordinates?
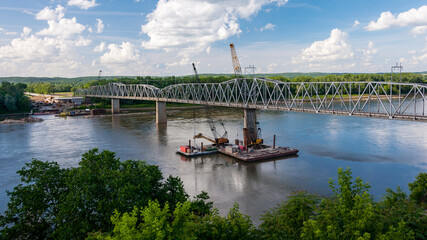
[252,124,263,145]
[194,133,229,145]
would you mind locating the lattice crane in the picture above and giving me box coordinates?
[230,43,242,78]
[192,63,200,83]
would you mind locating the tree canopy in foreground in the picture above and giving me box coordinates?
[0,149,425,240]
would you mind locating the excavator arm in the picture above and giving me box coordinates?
[194,133,229,145]
[194,133,215,143]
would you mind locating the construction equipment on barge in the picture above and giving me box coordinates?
[177,140,218,157]
[178,44,298,161]
[217,142,299,162]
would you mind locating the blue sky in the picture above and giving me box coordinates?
[0,0,426,77]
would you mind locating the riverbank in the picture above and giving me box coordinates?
[0,117,43,124]
[0,112,31,121]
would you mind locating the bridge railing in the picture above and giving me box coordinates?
[74,78,427,120]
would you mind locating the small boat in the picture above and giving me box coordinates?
[55,111,89,117]
[56,111,71,117]
[176,144,218,157]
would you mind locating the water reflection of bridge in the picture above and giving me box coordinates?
[75,78,427,123]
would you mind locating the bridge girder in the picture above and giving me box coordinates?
[74,78,427,121]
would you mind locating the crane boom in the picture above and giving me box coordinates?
[230,43,242,77]
[192,63,200,83]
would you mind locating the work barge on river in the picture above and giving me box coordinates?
[177,135,299,162]
[177,109,299,162]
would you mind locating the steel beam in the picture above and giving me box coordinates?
[74,79,427,121]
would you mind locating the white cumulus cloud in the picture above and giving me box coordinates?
[0,5,94,76]
[260,23,276,31]
[36,5,65,21]
[366,5,427,31]
[67,0,98,10]
[37,17,86,39]
[34,5,86,39]
[21,27,32,38]
[100,42,140,64]
[140,0,288,64]
[411,25,427,36]
[293,28,354,63]
[94,41,106,52]
[361,41,378,66]
[75,36,92,46]
[96,19,104,33]
[0,36,59,62]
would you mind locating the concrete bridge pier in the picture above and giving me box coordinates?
[244,108,257,142]
[111,99,120,114]
[156,101,167,124]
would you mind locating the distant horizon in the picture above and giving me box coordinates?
[1,71,426,80]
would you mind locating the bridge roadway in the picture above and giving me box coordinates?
[75,78,427,123]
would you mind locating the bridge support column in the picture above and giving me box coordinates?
[111,99,120,114]
[244,108,257,142]
[156,101,167,124]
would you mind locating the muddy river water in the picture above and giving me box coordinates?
[1,108,426,222]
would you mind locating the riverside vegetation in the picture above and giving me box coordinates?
[1,73,425,112]
[0,82,30,114]
[1,72,425,95]
[0,149,425,240]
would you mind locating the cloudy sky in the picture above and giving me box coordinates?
[0,0,426,77]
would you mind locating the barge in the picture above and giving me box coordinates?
[177,127,299,161]
[176,142,218,157]
[218,145,298,162]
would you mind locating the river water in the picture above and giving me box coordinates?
[1,108,426,222]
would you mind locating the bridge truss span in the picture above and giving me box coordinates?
[75,78,427,121]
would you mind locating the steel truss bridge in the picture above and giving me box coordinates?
[75,78,427,121]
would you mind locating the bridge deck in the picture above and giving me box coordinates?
[75,78,427,121]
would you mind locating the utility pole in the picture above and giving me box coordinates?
[391,63,402,82]
[391,63,403,114]
[244,65,256,75]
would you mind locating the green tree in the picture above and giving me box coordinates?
[301,168,414,240]
[376,187,426,239]
[101,201,196,240]
[92,202,257,240]
[0,160,68,240]
[0,81,30,114]
[259,191,319,239]
[0,149,189,240]
[408,172,427,207]
[192,203,257,240]
[188,191,213,217]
